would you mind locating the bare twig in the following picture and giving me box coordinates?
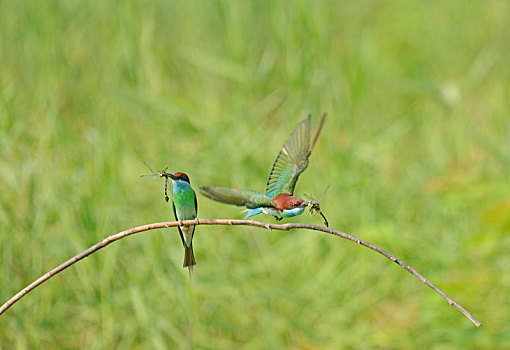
[0,219,482,326]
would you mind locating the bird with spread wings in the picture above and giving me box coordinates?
[201,114,328,225]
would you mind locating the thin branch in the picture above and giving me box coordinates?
[0,219,482,327]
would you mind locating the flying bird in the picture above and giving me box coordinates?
[201,114,328,226]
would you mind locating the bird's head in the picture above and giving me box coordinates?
[168,172,191,184]
[272,194,309,212]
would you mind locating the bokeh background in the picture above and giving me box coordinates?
[1,0,509,348]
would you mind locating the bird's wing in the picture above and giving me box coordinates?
[173,203,187,248]
[265,114,326,198]
[194,189,198,218]
[200,186,274,209]
[173,189,197,248]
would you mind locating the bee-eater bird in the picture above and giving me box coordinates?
[158,170,198,277]
[201,114,328,225]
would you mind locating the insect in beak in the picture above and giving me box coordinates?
[304,183,331,227]
[141,161,171,202]
[306,200,329,227]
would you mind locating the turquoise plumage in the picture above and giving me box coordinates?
[265,114,325,198]
[201,114,326,222]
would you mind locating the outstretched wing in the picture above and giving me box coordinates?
[265,114,326,198]
[200,186,275,209]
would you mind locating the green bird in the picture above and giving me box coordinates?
[201,114,328,226]
[158,170,198,277]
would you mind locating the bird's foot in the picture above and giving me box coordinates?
[195,217,200,225]
[178,219,184,228]
[274,216,282,221]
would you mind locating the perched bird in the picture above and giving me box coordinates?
[156,170,198,277]
[201,114,328,225]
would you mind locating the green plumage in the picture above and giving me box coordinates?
[265,114,326,198]
[172,187,197,221]
[170,178,198,269]
[200,186,275,208]
[200,114,326,219]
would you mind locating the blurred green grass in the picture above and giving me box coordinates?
[1,0,509,348]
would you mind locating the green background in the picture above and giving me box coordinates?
[1,0,509,348]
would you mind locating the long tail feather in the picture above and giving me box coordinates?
[188,265,194,282]
[184,244,195,282]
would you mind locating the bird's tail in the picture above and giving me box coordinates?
[187,265,194,282]
[183,243,196,268]
[183,244,195,281]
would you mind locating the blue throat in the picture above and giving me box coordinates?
[171,179,191,192]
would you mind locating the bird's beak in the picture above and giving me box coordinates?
[167,173,177,180]
[301,201,310,208]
